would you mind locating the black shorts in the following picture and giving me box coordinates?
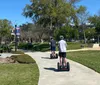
[59,52,66,58]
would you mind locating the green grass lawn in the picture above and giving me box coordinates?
[67,42,82,50]
[67,50,100,73]
[0,64,39,85]
[11,54,36,63]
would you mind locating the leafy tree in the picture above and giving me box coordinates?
[0,19,13,44]
[20,23,49,42]
[77,6,89,43]
[88,15,100,33]
[23,0,87,42]
[54,25,79,41]
[23,0,83,35]
[88,15,100,43]
[71,28,79,40]
[85,28,96,41]
[20,23,36,42]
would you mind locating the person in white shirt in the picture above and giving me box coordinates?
[58,35,67,65]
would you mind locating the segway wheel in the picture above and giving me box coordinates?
[67,62,70,71]
[56,54,58,58]
[57,62,60,71]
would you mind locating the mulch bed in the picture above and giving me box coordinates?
[0,57,18,64]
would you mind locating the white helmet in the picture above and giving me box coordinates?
[60,35,64,40]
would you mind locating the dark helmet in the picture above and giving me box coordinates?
[50,36,53,39]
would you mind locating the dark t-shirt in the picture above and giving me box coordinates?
[50,39,56,47]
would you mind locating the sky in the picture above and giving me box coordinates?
[0,0,32,26]
[78,0,100,15]
[0,0,100,26]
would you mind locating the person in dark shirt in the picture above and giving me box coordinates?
[50,37,56,57]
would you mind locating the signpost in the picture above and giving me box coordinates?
[14,25,20,52]
[15,25,17,52]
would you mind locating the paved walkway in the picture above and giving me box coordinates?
[26,52,100,85]
[0,53,15,58]
[0,53,19,58]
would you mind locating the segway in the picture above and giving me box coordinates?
[50,53,58,59]
[57,57,70,71]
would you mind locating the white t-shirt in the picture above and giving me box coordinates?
[58,40,67,52]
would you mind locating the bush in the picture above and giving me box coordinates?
[18,43,28,49]
[18,42,33,50]
[0,44,13,53]
[0,48,3,53]
[11,54,35,64]
[18,42,50,52]
[33,43,50,52]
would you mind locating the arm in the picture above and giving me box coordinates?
[58,42,60,51]
[66,42,67,47]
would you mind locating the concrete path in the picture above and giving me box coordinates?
[0,53,20,58]
[26,52,100,85]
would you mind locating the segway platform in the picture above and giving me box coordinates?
[57,62,70,71]
[50,53,58,59]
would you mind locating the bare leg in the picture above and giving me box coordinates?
[53,51,56,57]
[52,51,54,56]
[51,51,53,55]
[52,51,56,57]
[60,57,62,65]
[64,58,67,66]
[53,51,54,56]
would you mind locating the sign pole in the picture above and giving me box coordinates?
[15,25,17,52]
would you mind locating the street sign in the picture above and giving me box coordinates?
[16,27,20,35]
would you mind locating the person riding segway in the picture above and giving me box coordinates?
[50,37,58,59]
[57,35,70,71]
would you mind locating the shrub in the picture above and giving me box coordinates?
[18,42,33,50]
[11,54,35,64]
[0,44,13,53]
[18,43,28,49]
[32,43,50,51]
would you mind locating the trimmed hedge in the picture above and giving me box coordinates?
[18,42,94,52]
[18,42,33,50]
[11,54,35,64]
[32,43,50,52]
[18,42,50,52]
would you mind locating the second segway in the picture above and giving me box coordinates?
[50,53,58,59]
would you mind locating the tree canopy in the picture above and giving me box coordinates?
[23,0,85,29]
[0,19,13,44]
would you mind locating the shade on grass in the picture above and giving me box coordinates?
[67,50,100,73]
